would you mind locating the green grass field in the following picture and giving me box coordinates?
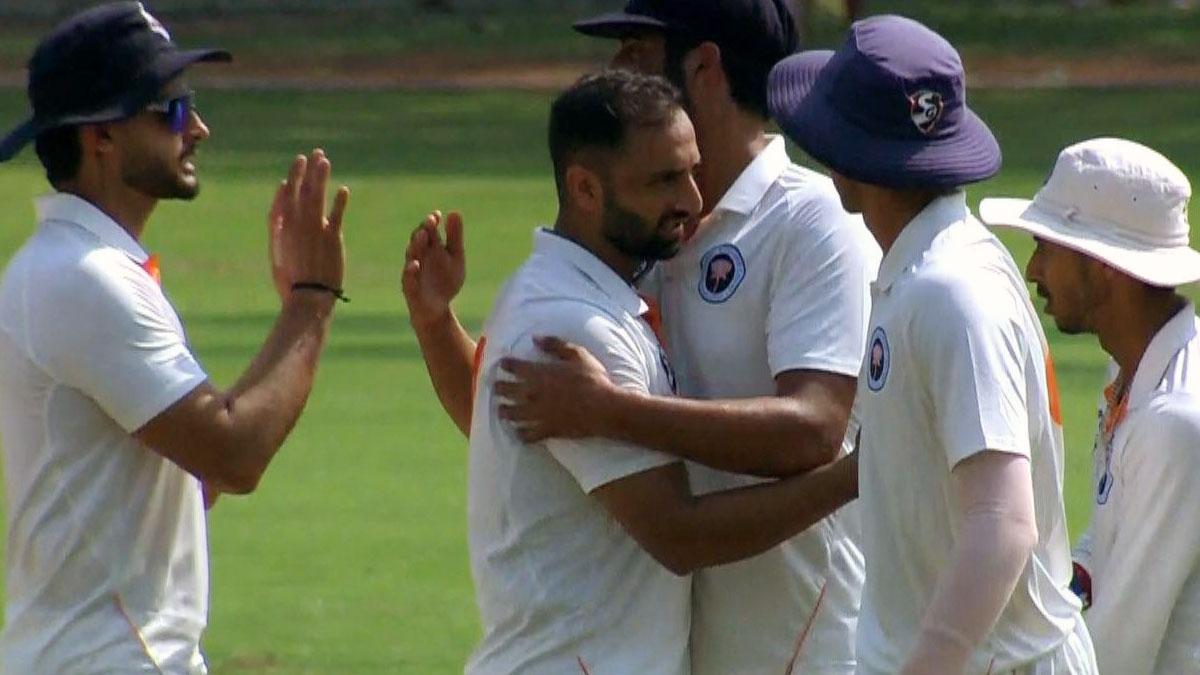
[0,85,1197,673]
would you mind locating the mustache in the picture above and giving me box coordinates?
[658,211,693,228]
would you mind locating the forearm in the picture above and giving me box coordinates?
[662,452,858,573]
[602,389,845,476]
[411,310,476,436]
[216,293,336,483]
[902,455,1038,675]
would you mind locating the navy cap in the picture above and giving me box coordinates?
[768,15,1000,189]
[0,1,230,162]
[574,0,799,69]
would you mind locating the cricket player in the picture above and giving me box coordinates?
[405,2,878,672]
[463,69,857,675]
[982,138,1200,675]
[769,16,1098,674]
[0,3,348,673]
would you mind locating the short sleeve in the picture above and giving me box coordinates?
[767,190,878,378]
[33,258,207,432]
[915,272,1031,468]
[505,303,677,493]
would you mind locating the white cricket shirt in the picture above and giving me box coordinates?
[1073,304,1200,675]
[0,194,210,674]
[465,230,690,675]
[640,136,880,674]
[854,193,1083,674]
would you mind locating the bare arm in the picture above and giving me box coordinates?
[401,211,476,436]
[900,451,1038,675]
[593,451,859,575]
[135,150,348,495]
[497,336,855,476]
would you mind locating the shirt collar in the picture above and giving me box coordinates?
[533,229,648,317]
[35,192,149,264]
[874,192,969,292]
[710,135,790,217]
[1128,302,1199,406]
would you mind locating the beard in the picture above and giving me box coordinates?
[122,147,199,201]
[601,194,686,263]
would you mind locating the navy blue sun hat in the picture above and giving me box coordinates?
[768,15,1000,189]
[0,1,231,162]
[574,0,799,69]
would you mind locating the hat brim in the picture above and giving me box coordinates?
[980,197,1200,287]
[770,51,1001,190]
[0,47,230,163]
[573,11,669,39]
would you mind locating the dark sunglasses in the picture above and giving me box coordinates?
[144,93,195,134]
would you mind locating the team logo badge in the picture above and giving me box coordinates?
[698,244,746,304]
[658,347,678,394]
[909,90,944,135]
[866,326,890,392]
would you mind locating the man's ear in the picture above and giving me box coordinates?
[683,41,726,98]
[564,160,606,217]
[78,122,116,158]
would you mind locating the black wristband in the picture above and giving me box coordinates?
[292,281,350,303]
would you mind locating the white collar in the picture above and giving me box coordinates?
[875,192,969,292]
[1128,302,1199,407]
[533,229,648,317]
[710,135,790,217]
[35,192,150,265]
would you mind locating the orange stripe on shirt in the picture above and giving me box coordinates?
[471,336,488,400]
[1045,351,1063,426]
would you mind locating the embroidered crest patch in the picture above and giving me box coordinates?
[698,244,746,304]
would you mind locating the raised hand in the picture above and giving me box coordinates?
[268,149,350,304]
[402,210,466,328]
[494,336,617,443]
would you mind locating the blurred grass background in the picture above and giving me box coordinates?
[0,1,1197,672]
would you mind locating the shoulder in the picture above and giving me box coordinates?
[7,228,151,314]
[906,258,1028,350]
[768,164,878,263]
[1135,395,1200,464]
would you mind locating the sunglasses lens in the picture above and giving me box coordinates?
[167,96,191,133]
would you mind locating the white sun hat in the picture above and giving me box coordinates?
[981,137,1200,287]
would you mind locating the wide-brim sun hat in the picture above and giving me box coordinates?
[981,137,1200,288]
[768,15,1000,190]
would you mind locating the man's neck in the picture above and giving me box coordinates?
[862,190,942,255]
[694,111,769,218]
[1097,289,1187,384]
[552,214,641,284]
[59,178,155,241]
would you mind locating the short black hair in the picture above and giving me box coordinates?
[34,126,82,188]
[548,69,684,202]
[665,34,773,120]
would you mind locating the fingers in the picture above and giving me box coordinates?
[498,356,541,379]
[532,335,581,362]
[497,405,549,443]
[405,226,430,262]
[302,149,331,225]
[401,258,421,299]
[445,211,465,258]
[329,186,350,232]
[285,154,306,206]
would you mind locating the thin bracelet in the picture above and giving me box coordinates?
[291,281,350,303]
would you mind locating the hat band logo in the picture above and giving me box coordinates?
[909,90,944,135]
